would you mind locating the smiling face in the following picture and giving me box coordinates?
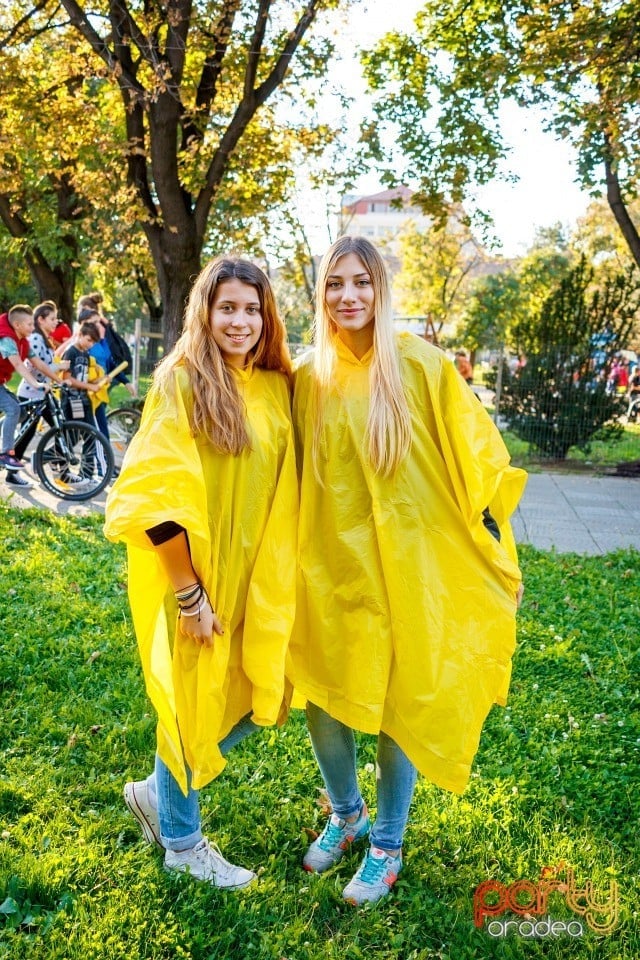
[324,252,375,353]
[210,278,263,368]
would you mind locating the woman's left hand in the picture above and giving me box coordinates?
[516,583,524,608]
[179,595,224,647]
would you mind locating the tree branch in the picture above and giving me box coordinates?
[194,0,322,237]
[0,194,30,238]
[181,0,241,149]
[603,132,640,270]
[0,0,52,49]
[165,0,192,85]
[58,0,145,101]
[253,0,320,108]
[244,0,270,98]
[110,0,161,73]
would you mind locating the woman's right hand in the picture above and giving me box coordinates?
[179,595,224,647]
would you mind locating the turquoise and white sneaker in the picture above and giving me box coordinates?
[302,803,369,873]
[342,845,403,904]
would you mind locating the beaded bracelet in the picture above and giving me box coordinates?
[175,582,201,603]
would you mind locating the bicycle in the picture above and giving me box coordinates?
[106,403,142,470]
[1,387,114,501]
[621,393,640,424]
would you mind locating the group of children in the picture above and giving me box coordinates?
[0,293,135,489]
[105,237,526,906]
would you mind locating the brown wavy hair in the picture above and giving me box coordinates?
[33,301,58,348]
[154,257,292,454]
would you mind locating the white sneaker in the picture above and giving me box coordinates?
[123,780,163,849]
[164,838,256,889]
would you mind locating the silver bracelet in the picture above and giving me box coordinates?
[180,600,206,618]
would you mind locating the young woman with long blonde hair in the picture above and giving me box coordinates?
[289,236,526,904]
[105,256,297,889]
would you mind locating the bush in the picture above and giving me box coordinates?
[496,258,639,458]
[496,358,625,459]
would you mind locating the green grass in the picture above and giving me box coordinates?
[0,502,638,959]
[502,424,640,471]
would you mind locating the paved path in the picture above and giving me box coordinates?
[512,472,639,554]
[2,470,639,555]
[0,472,109,519]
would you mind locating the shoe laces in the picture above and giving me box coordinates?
[318,820,352,851]
[193,838,235,879]
[318,814,358,852]
[358,849,392,885]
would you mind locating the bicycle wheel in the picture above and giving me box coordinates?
[106,406,141,469]
[33,422,115,501]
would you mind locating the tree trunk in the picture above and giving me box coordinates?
[23,253,75,322]
[59,0,329,350]
[133,266,163,367]
[144,220,201,350]
[604,146,640,270]
[0,196,76,321]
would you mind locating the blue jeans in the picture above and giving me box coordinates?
[306,702,418,853]
[0,384,21,454]
[149,714,259,852]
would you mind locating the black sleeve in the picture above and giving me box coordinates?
[146,521,186,545]
[482,508,501,543]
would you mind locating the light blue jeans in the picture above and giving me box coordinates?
[0,384,21,454]
[306,702,418,853]
[147,714,259,852]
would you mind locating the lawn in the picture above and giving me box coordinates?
[0,503,638,959]
[501,424,640,472]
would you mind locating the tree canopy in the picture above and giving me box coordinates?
[0,18,131,320]
[2,0,356,345]
[362,0,640,266]
[392,214,485,336]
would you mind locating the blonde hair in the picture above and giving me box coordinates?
[8,304,33,324]
[154,256,292,454]
[312,236,411,475]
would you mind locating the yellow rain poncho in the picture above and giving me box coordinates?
[288,333,526,794]
[104,365,297,794]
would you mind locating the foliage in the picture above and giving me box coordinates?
[362,0,640,266]
[496,258,640,458]
[0,1,359,347]
[501,422,640,470]
[0,19,134,320]
[0,502,638,958]
[392,214,485,333]
[459,270,523,354]
[459,230,573,353]
[0,0,360,348]
[272,258,315,347]
[572,199,640,314]
[0,244,33,312]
